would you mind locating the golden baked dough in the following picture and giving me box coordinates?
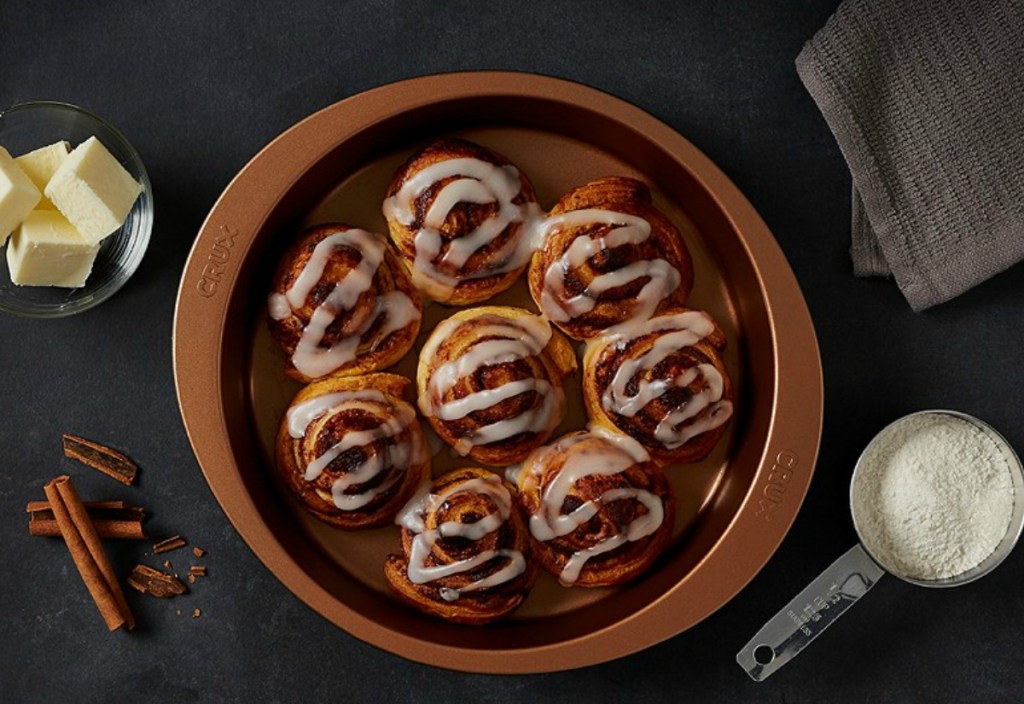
[383,138,540,304]
[384,467,537,625]
[583,308,734,465]
[515,430,675,587]
[528,176,694,340]
[417,306,576,466]
[275,373,430,529]
[268,223,421,382]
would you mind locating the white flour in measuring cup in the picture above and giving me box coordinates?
[851,413,1015,580]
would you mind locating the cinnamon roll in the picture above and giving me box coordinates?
[528,176,694,340]
[382,138,541,304]
[583,309,734,465]
[385,468,537,625]
[268,224,421,382]
[417,306,576,466]
[514,429,674,587]
[275,373,431,529]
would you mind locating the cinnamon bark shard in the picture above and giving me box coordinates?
[192,547,205,557]
[189,566,207,577]
[152,535,187,554]
[62,434,138,486]
[127,565,188,598]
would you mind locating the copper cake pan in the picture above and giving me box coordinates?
[173,72,823,673]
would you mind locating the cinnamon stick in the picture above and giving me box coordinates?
[28,500,145,539]
[27,500,132,512]
[62,434,138,485]
[30,519,145,540]
[43,476,134,631]
[52,478,136,630]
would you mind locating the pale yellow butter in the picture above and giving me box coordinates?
[7,210,100,287]
[15,141,71,210]
[46,136,142,245]
[0,146,42,245]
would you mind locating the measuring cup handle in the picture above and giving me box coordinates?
[736,544,886,681]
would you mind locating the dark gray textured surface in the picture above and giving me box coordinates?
[2,2,1022,702]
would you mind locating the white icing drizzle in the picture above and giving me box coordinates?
[435,378,546,420]
[600,311,733,450]
[504,463,524,486]
[370,290,421,350]
[585,424,651,463]
[288,390,387,437]
[267,228,420,378]
[268,293,291,320]
[396,480,432,533]
[382,157,541,300]
[395,473,527,602]
[286,390,423,511]
[557,487,663,585]
[418,313,561,454]
[527,433,664,586]
[536,209,681,324]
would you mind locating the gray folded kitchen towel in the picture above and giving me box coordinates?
[796,0,1024,311]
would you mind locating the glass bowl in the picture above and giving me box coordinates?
[0,101,152,318]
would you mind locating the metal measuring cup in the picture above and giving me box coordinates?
[737,410,1024,681]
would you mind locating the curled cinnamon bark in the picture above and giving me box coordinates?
[62,434,138,485]
[28,498,146,540]
[127,564,188,598]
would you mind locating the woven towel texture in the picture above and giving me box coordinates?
[797,0,1024,310]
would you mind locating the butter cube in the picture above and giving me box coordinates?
[0,146,42,245]
[15,141,71,210]
[46,137,141,245]
[7,210,100,287]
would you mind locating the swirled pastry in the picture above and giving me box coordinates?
[275,373,431,529]
[268,224,421,382]
[528,176,694,340]
[514,429,674,587]
[385,468,537,624]
[382,138,541,304]
[583,309,734,465]
[417,306,576,466]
